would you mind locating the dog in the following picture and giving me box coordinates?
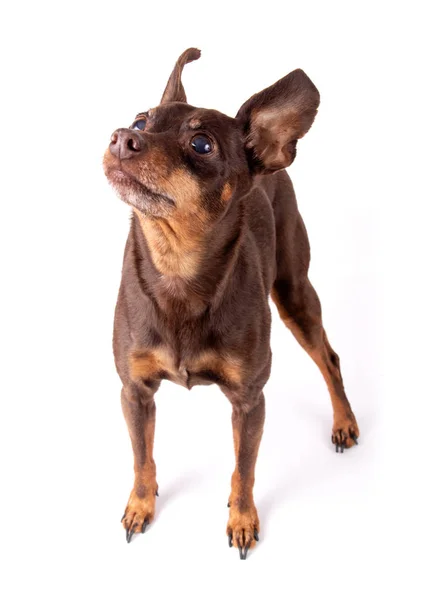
[103,48,359,560]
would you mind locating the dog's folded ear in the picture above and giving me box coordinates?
[161,48,201,104]
[236,69,320,174]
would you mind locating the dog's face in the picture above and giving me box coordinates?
[103,102,247,222]
[103,48,319,225]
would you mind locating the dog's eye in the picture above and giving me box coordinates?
[132,119,146,131]
[191,135,213,154]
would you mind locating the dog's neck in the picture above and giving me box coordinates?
[131,202,244,318]
[133,208,206,280]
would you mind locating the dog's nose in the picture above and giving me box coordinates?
[109,128,145,160]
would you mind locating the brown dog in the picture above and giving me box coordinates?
[103,48,359,559]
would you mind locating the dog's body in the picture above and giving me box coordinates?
[104,49,359,559]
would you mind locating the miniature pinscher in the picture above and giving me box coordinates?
[103,48,359,560]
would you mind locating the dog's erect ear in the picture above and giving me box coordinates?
[160,48,201,104]
[236,69,320,173]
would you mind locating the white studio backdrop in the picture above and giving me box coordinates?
[0,1,422,599]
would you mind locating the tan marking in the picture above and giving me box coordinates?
[136,213,204,278]
[129,348,173,380]
[227,506,259,550]
[142,146,170,175]
[129,347,243,387]
[331,414,359,449]
[133,168,206,278]
[221,182,232,202]
[227,474,259,550]
[193,350,243,385]
[165,168,202,210]
[122,486,157,533]
[189,118,202,129]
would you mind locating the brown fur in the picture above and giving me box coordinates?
[103,48,359,558]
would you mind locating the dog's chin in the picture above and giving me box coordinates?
[105,168,175,218]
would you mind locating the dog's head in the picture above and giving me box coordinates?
[103,48,319,224]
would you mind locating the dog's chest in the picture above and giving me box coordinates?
[129,347,242,389]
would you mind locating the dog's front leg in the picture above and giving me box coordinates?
[225,389,265,559]
[120,383,159,542]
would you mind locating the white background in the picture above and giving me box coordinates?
[1,1,422,598]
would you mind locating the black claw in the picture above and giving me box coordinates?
[227,502,230,508]
[341,443,344,453]
[121,513,126,522]
[141,519,149,534]
[228,533,233,548]
[244,541,251,559]
[351,434,358,445]
[336,444,339,453]
[239,541,251,560]
[254,529,259,542]
[156,489,159,497]
[126,528,134,543]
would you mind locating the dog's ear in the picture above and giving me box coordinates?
[236,69,320,174]
[160,48,201,104]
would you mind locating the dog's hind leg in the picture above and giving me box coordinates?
[271,214,359,451]
[271,276,359,451]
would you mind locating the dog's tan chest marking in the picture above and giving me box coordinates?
[137,215,203,279]
[129,348,242,388]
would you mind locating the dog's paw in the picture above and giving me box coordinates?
[227,504,260,560]
[332,413,359,452]
[121,488,157,542]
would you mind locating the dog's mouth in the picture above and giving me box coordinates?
[105,164,175,212]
